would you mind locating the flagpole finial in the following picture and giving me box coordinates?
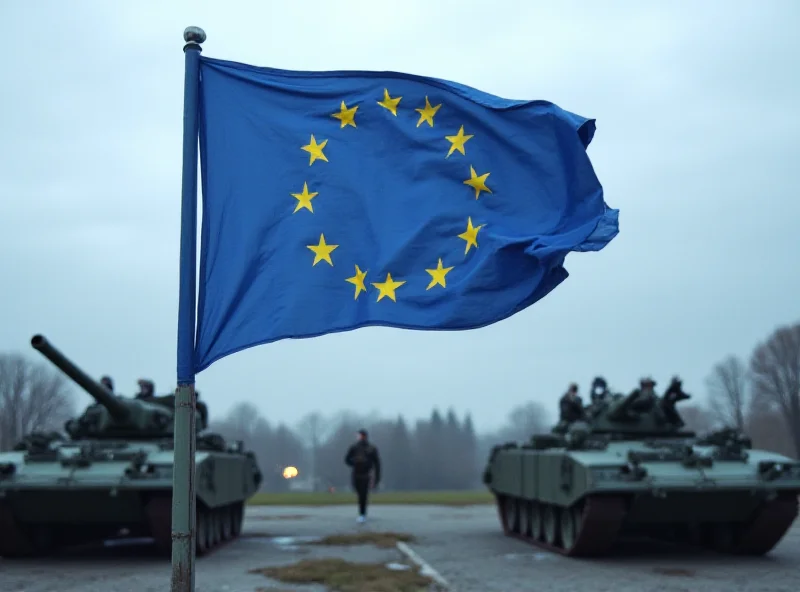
[183,26,206,48]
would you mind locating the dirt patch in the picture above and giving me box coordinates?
[652,567,696,577]
[313,531,416,549]
[251,558,433,592]
[250,514,310,521]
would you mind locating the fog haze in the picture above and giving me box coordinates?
[1,0,798,432]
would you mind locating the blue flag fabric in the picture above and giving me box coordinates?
[192,56,619,374]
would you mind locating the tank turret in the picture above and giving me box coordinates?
[30,334,207,440]
[552,376,695,441]
[594,376,692,437]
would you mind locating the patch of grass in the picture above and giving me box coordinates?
[314,531,416,549]
[251,558,433,592]
[248,489,493,507]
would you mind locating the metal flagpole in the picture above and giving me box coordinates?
[172,25,205,592]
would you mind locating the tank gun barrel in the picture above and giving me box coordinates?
[30,334,130,423]
[606,389,641,421]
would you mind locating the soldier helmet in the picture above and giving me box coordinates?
[100,376,113,390]
[640,377,656,387]
[137,379,155,392]
[592,376,607,388]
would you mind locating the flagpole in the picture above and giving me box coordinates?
[172,25,205,592]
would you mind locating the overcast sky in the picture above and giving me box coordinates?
[1,0,798,433]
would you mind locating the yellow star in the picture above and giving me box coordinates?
[291,182,318,213]
[306,234,338,266]
[345,265,368,299]
[371,272,406,302]
[463,166,492,199]
[377,88,402,116]
[301,134,328,166]
[425,258,454,290]
[331,101,358,128]
[415,96,442,127]
[445,125,474,158]
[457,217,484,255]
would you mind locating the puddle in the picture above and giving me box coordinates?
[244,535,322,552]
[386,562,411,571]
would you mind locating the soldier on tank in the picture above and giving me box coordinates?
[589,376,609,405]
[629,377,657,412]
[135,379,155,399]
[559,383,585,423]
[100,376,114,393]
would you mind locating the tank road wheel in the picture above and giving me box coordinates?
[504,497,520,534]
[0,508,36,558]
[230,502,244,537]
[196,509,210,556]
[530,502,544,540]
[559,504,583,553]
[220,506,233,541]
[143,495,172,555]
[209,509,222,548]
[27,525,58,556]
[709,523,739,553]
[543,505,560,546]
[518,500,531,537]
[494,495,507,532]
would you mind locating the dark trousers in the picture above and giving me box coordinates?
[352,474,370,515]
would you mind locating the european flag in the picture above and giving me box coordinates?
[194,57,619,373]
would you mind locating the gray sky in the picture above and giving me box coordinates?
[1,1,798,433]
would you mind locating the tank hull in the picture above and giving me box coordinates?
[484,440,800,557]
[0,440,260,558]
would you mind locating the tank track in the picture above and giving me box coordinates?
[145,495,245,557]
[0,500,41,558]
[0,497,245,559]
[495,492,799,557]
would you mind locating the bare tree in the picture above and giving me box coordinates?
[746,394,794,457]
[679,404,714,434]
[0,353,76,450]
[295,411,330,491]
[497,401,550,442]
[749,322,800,458]
[705,355,749,430]
[223,401,261,439]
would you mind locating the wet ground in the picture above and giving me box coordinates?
[0,504,798,592]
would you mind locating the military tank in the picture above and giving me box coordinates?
[483,377,800,557]
[0,334,263,558]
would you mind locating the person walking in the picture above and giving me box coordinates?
[344,429,381,523]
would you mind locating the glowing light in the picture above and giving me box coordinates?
[282,466,299,479]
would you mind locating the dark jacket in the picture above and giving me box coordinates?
[344,440,381,484]
[559,392,585,423]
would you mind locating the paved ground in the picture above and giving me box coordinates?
[1,504,798,592]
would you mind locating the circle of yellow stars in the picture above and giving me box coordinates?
[292,87,494,303]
